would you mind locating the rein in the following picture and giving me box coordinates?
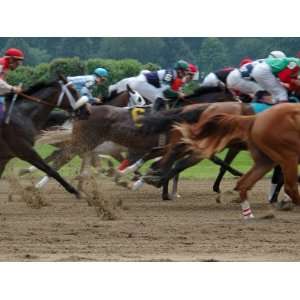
[19,92,56,108]
[18,81,77,109]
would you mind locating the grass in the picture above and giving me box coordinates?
[5,145,254,180]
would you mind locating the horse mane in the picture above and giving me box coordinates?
[24,80,58,95]
[176,113,256,158]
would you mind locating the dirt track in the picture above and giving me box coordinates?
[0,177,300,261]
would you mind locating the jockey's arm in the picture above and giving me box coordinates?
[0,78,20,95]
[80,86,97,103]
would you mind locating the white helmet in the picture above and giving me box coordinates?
[269,50,287,59]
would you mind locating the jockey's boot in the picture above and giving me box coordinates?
[152,98,165,112]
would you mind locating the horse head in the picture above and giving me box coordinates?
[126,84,146,107]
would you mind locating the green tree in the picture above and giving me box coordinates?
[49,57,86,80]
[198,38,229,72]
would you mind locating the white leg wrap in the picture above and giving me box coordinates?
[132,179,144,191]
[119,159,144,175]
[35,176,50,189]
[241,200,254,219]
[268,183,278,202]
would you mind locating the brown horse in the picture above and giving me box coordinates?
[31,87,238,200]
[138,101,250,189]
[177,103,300,218]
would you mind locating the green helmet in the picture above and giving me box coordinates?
[174,60,189,71]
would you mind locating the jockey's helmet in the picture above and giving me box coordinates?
[239,58,252,67]
[174,60,189,71]
[188,64,198,74]
[269,50,286,59]
[5,48,25,60]
[94,67,109,78]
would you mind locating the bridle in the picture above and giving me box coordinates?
[18,81,78,110]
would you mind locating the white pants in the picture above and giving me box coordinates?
[251,62,288,102]
[129,74,167,103]
[201,73,221,87]
[108,77,135,95]
[227,69,263,95]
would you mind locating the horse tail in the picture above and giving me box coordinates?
[139,104,210,134]
[36,127,73,145]
[175,113,256,158]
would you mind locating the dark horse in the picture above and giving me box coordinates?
[0,77,88,197]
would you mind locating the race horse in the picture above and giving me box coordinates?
[134,101,251,190]
[29,86,240,200]
[176,103,300,218]
[0,77,88,198]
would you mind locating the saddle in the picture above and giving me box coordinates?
[250,102,273,114]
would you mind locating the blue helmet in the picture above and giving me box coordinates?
[94,67,108,78]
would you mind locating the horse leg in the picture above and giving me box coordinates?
[77,151,93,191]
[212,148,241,193]
[19,148,61,176]
[121,147,163,175]
[210,154,243,177]
[34,148,72,188]
[162,181,170,200]
[10,142,80,197]
[268,166,284,203]
[160,154,201,186]
[171,174,179,198]
[280,156,300,205]
[235,159,274,219]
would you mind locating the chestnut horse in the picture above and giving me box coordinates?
[177,103,300,218]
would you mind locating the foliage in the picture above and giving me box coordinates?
[1,37,300,73]
[48,57,86,80]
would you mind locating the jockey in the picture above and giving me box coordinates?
[0,48,24,105]
[181,63,200,93]
[117,59,189,111]
[67,67,108,107]
[227,52,288,99]
[151,60,190,111]
[249,57,300,102]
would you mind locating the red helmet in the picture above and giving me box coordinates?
[5,48,24,60]
[188,64,198,74]
[239,58,252,67]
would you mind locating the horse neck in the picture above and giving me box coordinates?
[17,88,60,130]
[104,92,129,107]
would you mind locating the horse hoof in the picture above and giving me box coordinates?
[162,195,173,201]
[243,213,255,220]
[213,185,221,194]
[215,194,221,203]
[275,200,294,211]
[71,189,81,199]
